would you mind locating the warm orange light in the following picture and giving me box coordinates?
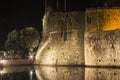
[86,8,120,32]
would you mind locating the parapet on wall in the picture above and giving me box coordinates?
[85,7,120,66]
[35,11,85,65]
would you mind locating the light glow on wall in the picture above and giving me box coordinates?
[86,8,120,32]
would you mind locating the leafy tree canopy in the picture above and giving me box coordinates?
[5,27,41,56]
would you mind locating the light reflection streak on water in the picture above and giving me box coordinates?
[29,70,33,80]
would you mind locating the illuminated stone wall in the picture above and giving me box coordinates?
[35,7,120,66]
[35,11,85,65]
[86,8,120,32]
[85,7,120,66]
[85,30,120,66]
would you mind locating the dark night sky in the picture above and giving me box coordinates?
[0,0,120,49]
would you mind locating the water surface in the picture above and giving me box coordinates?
[0,66,120,80]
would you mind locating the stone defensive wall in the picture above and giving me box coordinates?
[35,11,85,65]
[35,7,120,66]
[85,7,120,66]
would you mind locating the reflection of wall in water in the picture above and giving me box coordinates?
[35,66,85,80]
[35,66,120,80]
[85,68,120,80]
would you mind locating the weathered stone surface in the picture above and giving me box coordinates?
[86,8,120,32]
[34,11,85,65]
[85,7,120,66]
[35,7,120,66]
[85,30,120,66]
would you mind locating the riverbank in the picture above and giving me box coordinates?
[0,59,33,66]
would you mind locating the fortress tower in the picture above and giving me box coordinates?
[34,11,85,65]
[35,1,120,66]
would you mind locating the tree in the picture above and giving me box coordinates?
[5,30,20,55]
[20,27,40,51]
[5,27,40,57]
